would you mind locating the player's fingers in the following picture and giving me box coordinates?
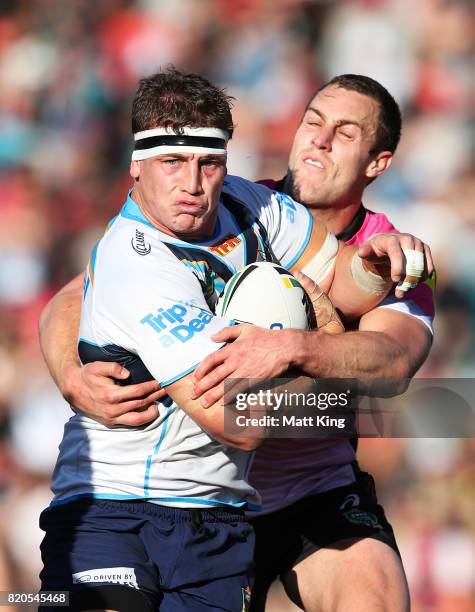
[424,243,434,276]
[194,348,228,382]
[112,403,159,427]
[199,384,227,409]
[396,233,415,252]
[210,325,242,343]
[388,250,404,282]
[102,379,162,404]
[100,392,164,417]
[294,270,322,298]
[83,361,130,382]
[196,374,252,410]
[395,246,425,297]
[196,364,235,405]
[357,242,373,259]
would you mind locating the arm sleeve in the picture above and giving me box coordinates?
[377,281,435,334]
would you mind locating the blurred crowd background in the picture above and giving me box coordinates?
[0,0,474,610]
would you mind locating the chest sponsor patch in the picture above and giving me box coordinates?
[209,234,242,257]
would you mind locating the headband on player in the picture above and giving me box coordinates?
[132,127,229,161]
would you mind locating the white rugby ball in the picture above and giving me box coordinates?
[216,262,311,330]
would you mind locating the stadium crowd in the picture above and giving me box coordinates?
[0,0,474,610]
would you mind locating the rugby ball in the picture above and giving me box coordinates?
[216,262,311,330]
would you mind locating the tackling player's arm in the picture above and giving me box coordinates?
[290,307,432,394]
[193,301,433,406]
[39,272,84,394]
[288,219,431,320]
[39,273,164,426]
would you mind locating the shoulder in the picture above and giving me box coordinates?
[348,209,399,245]
[223,174,275,204]
[92,216,191,291]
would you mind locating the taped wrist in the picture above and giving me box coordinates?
[351,253,392,295]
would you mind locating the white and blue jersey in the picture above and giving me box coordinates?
[50,175,315,510]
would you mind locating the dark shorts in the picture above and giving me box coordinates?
[249,470,399,611]
[39,499,255,612]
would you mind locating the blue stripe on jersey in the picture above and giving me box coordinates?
[106,214,119,231]
[120,192,156,229]
[285,207,314,270]
[50,493,255,509]
[144,405,174,496]
[83,274,90,301]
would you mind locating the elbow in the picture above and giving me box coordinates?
[212,431,263,451]
[233,436,263,451]
[390,377,411,397]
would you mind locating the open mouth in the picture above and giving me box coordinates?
[303,158,324,170]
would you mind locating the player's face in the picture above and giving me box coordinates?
[131,152,227,240]
[287,85,385,209]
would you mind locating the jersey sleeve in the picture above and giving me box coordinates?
[377,279,435,333]
[93,247,234,387]
[223,175,316,269]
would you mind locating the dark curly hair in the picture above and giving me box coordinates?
[132,68,235,139]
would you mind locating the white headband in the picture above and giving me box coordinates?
[132,127,229,161]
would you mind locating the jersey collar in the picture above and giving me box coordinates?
[275,175,367,242]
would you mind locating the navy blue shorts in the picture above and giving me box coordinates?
[39,499,255,611]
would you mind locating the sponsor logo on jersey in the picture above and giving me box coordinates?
[209,234,242,257]
[72,567,138,589]
[131,229,151,256]
[141,300,213,348]
[343,509,382,529]
[274,192,297,223]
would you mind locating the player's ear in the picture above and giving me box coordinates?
[365,151,392,180]
[130,160,140,182]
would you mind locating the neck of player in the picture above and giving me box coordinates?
[306,203,362,236]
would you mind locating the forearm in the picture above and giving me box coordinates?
[38,274,84,397]
[328,245,391,320]
[291,329,408,380]
[290,316,432,399]
[167,372,262,450]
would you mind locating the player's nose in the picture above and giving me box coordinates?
[311,126,333,151]
[183,160,203,194]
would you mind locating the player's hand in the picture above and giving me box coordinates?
[294,270,345,334]
[358,233,434,298]
[192,324,296,408]
[62,361,165,427]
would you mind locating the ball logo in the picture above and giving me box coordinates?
[131,229,151,256]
